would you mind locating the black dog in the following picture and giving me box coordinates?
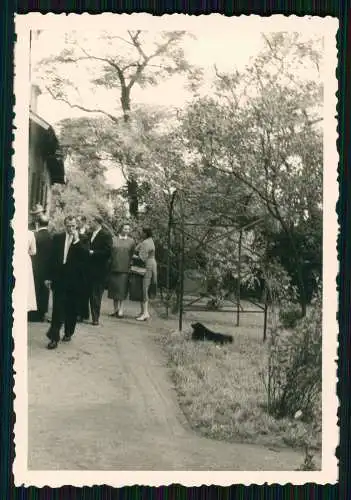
[191,322,233,345]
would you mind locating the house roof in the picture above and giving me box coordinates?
[29,110,65,185]
[30,110,51,130]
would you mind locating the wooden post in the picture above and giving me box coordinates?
[263,286,268,342]
[166,190,176,318]
[236,229,243,327]
[166,209,172,318]
[178,194,185,332]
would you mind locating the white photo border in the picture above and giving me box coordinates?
[12,13,339,487]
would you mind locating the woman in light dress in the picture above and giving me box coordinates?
[28,229,37,312]
[132,227,157,321]
[107,222,135,318]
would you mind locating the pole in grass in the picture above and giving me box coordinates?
[165,187,177,319]
[178,193,185,333]
[263,285,268,342]
[236,228,243,327]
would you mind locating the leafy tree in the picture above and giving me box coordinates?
[56,104,177,211]
[57,116,109,181]
[34,30,200,217]
[49,161,127,233]
[181,33,323,315]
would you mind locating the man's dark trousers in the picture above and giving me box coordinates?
[88,228,112,324]
[48,271,79,342]
[89,280,105,324]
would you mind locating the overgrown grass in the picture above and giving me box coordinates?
[158,321,322,452]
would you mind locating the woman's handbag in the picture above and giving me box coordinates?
[128,273,144,301]
[130,254,147,276]
[148,282,157,299]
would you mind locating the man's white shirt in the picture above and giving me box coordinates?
[90,227,102,244]
[63,233,73,264]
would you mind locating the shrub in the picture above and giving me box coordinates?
[262,286,322,422]
[279,303,303,329]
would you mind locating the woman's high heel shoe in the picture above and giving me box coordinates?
[136,314,149,321]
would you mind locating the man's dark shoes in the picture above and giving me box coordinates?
[62,335,72,342]
[47,340,58,350]
[92,321,99,326]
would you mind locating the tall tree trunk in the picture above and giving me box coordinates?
[121,87,131,123]
[121,85,139,219]
[127,178,139,218]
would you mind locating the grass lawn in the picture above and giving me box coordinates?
[152,297,322,456]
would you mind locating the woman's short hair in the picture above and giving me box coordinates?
[142,227,153,239]
[119,221,131,232]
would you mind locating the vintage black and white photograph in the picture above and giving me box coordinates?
[13,14,338,486]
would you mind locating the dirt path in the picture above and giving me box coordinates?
[28,295,304,470]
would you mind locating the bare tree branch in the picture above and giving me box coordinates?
[108,35,137,47]
[76,43,123,74]
[214,64,240,110]
[128,30,148,60]
[45,86,120,124]
[126,32,183,91]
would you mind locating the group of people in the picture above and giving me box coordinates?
[28,204,158,350]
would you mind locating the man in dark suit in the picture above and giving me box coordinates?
[76,215,90,322]
[32,214,52,322]
[87,215,112,325]
[45,215,85,350]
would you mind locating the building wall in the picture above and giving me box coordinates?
[28,121,50,213]
[28,80,65,215]
[29,84,50,212]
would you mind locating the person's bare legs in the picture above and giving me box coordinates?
[111,299,119,315]
[117,300,125,317]
[137,301,143,317]
[136,300,149,320]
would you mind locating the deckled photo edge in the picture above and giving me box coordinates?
[12,12,338,487]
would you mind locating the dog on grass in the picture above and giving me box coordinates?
[191,322,233,345]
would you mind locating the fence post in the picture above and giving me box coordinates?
[178,194,185,332]
[263,286,268,342]
[166,209,172,318]
[236,229,243,327]
[166,190,177,318]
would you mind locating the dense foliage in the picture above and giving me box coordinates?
[44,31,322,315]
[261,286,322,422]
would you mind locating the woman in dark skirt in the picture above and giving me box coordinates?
[108,222,135,318]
